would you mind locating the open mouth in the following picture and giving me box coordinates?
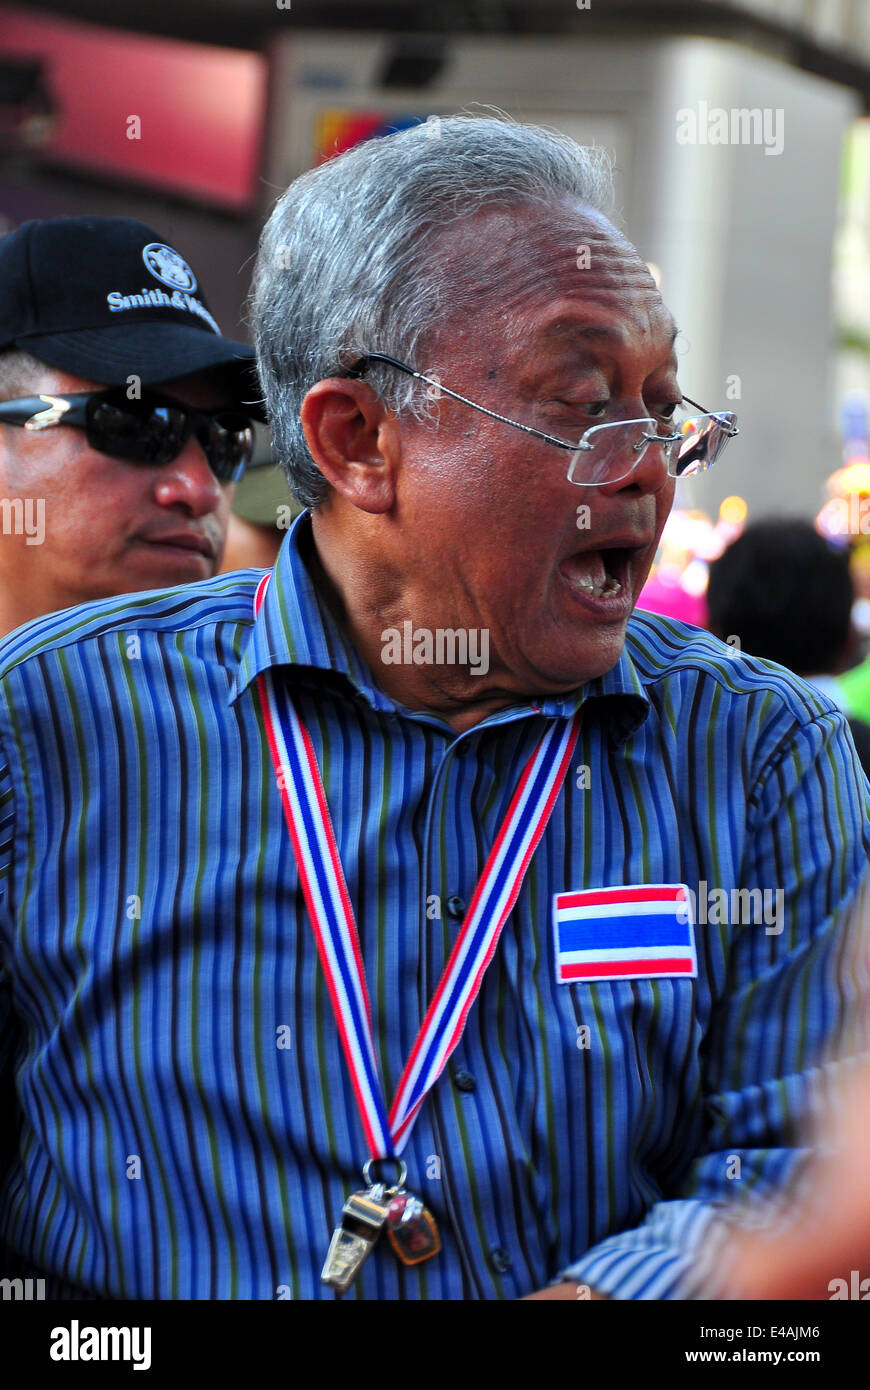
[560,547,633,599]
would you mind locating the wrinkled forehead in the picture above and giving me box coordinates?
[427,200,673,357]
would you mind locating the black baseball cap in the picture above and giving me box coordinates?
[0,216,264,415]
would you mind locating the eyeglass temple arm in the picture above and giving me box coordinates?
[681,394,740,435]
[347,353,584,451]
[0,395,89,430]
[349,356,739,444]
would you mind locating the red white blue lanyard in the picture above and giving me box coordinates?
[254,571,580,1159]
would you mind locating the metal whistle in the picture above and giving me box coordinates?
[321,1184,392,1294]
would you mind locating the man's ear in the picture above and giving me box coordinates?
[300,379,401,515]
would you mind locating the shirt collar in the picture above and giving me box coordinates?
[231,510,378,706]
[231,510,650,741]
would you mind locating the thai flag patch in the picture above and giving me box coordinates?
[553,884,697,983]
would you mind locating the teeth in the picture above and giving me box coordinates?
[563,553,623,599]
[572,574,622,598]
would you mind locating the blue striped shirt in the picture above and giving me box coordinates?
[0,512,867,1299]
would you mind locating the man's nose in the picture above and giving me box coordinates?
[595,424,672,496]
[152,436,225,515]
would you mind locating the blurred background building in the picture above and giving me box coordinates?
[6,0,870,611]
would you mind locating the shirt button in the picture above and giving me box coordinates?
[446,895,466,920]
[453,1068,476,1092]
[489,1246,512,1274]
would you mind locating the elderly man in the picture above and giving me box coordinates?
[0,216,260,638]
[0,117,867,1301]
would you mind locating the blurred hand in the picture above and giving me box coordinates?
[521,1283,606,1300]
[722,1060,870,1299]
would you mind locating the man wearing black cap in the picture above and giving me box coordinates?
[0,216,261,637]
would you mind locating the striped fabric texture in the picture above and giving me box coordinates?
[0,511,868,1300]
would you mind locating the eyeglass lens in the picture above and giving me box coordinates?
[567,420,651,485]
[671,413,736,477]
[567,413,735,484]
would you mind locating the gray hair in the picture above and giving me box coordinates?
[0,348,53,402]
[251,113,614,509]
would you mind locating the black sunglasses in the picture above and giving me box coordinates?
[0,387,255,483]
